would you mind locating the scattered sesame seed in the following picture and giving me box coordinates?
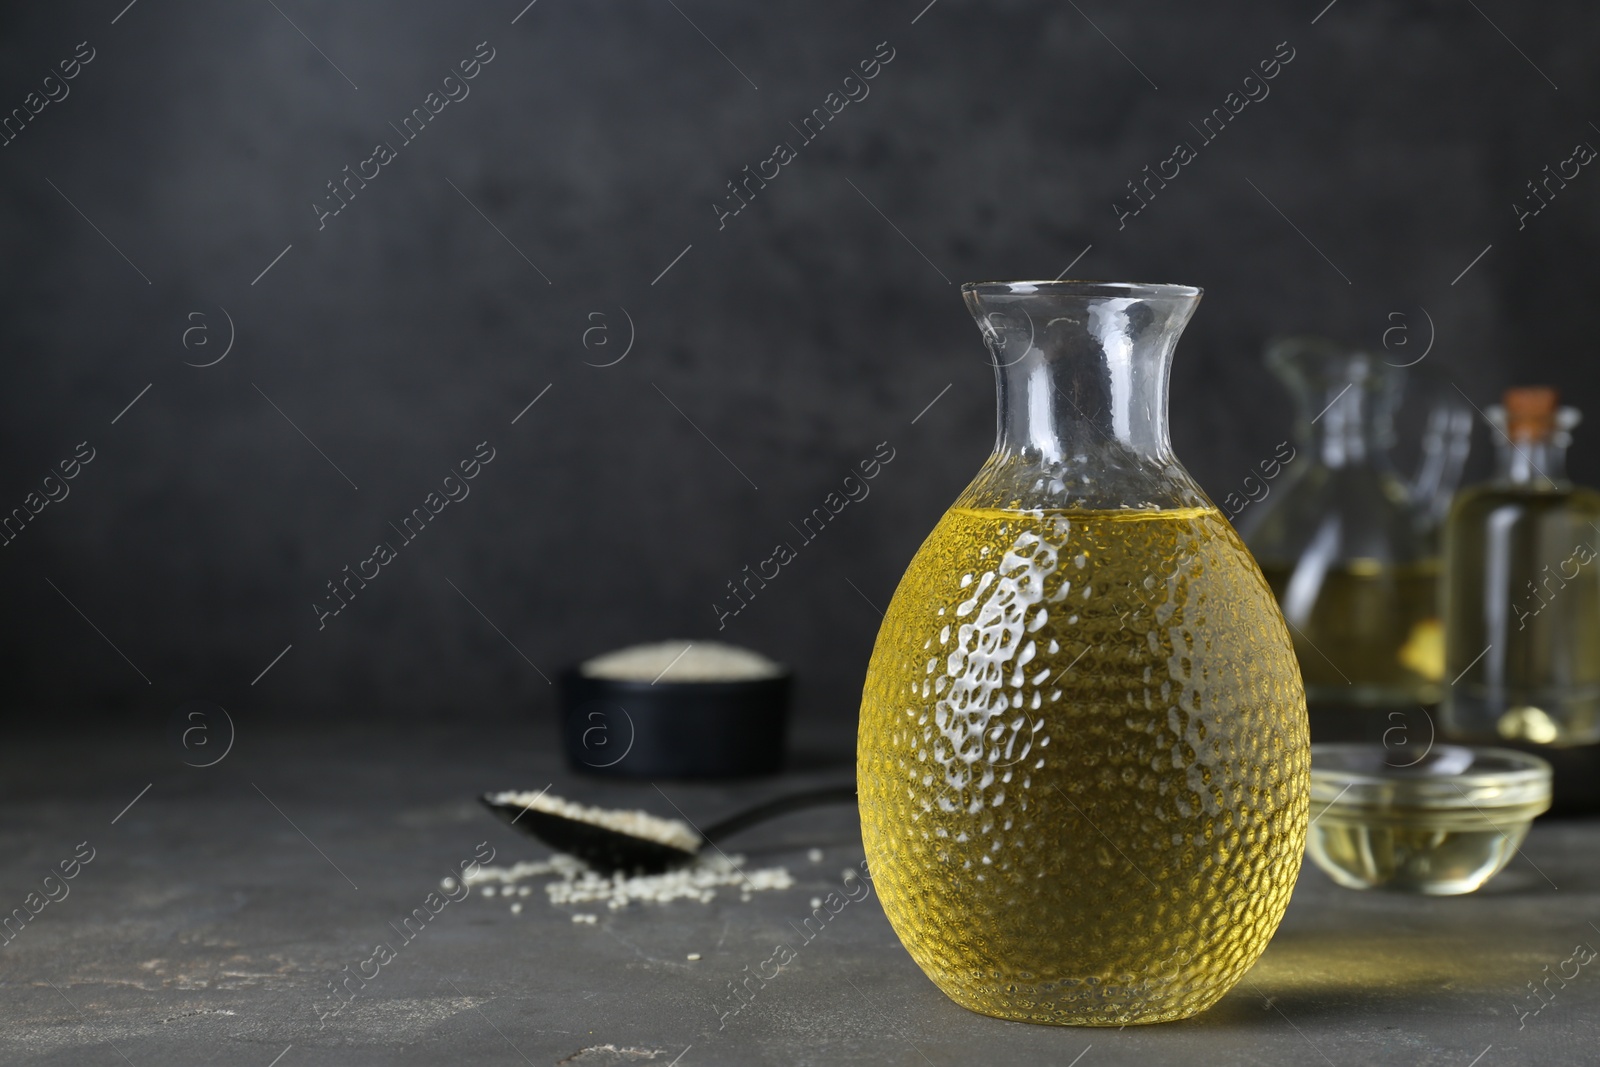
[510,902,523,915]
[465,854,794,911]
[482,886,497,898]
[687,953,702,961]
[807,848,824,863]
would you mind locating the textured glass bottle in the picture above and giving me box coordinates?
[1441,388,1600,746]
[858,282,1309,1026]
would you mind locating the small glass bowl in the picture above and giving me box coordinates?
[1306,743,1552,895]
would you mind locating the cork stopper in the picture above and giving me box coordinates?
[1503,386,1558,441]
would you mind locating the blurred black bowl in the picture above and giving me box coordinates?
[557,666,792,779]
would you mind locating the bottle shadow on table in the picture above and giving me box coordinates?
[1192,923,1551,1028]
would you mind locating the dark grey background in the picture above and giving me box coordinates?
[2,0,1596,733]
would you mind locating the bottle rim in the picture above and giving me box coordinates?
[962,280,1202,300]
[1309,742,1551,810]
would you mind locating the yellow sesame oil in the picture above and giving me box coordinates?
[858,506,1309,1024]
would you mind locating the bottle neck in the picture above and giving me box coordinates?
[994,321,1173,466]
[1494,436,1569,487]
[964,283,1208,511]
[1310,380,1385,469]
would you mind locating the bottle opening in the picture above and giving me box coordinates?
[962,280,1202,301]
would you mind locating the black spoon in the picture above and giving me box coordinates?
[480,785,857,874]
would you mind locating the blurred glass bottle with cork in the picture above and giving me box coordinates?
[1440,387,1600,749]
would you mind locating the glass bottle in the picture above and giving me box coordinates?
[1242,340,1471,710]
[857,281,1308,1026]
[1441,388,1600,746]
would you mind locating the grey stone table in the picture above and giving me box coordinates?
[3,719,1596,1067]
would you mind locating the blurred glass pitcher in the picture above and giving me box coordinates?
[1241,337,1473,708]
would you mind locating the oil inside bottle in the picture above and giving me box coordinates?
[1258,558,1445,707]
[858,505,1308,1025]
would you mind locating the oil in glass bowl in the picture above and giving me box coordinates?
[1306,743,1551,894]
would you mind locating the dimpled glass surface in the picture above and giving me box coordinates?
[858,506,1309,1025]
